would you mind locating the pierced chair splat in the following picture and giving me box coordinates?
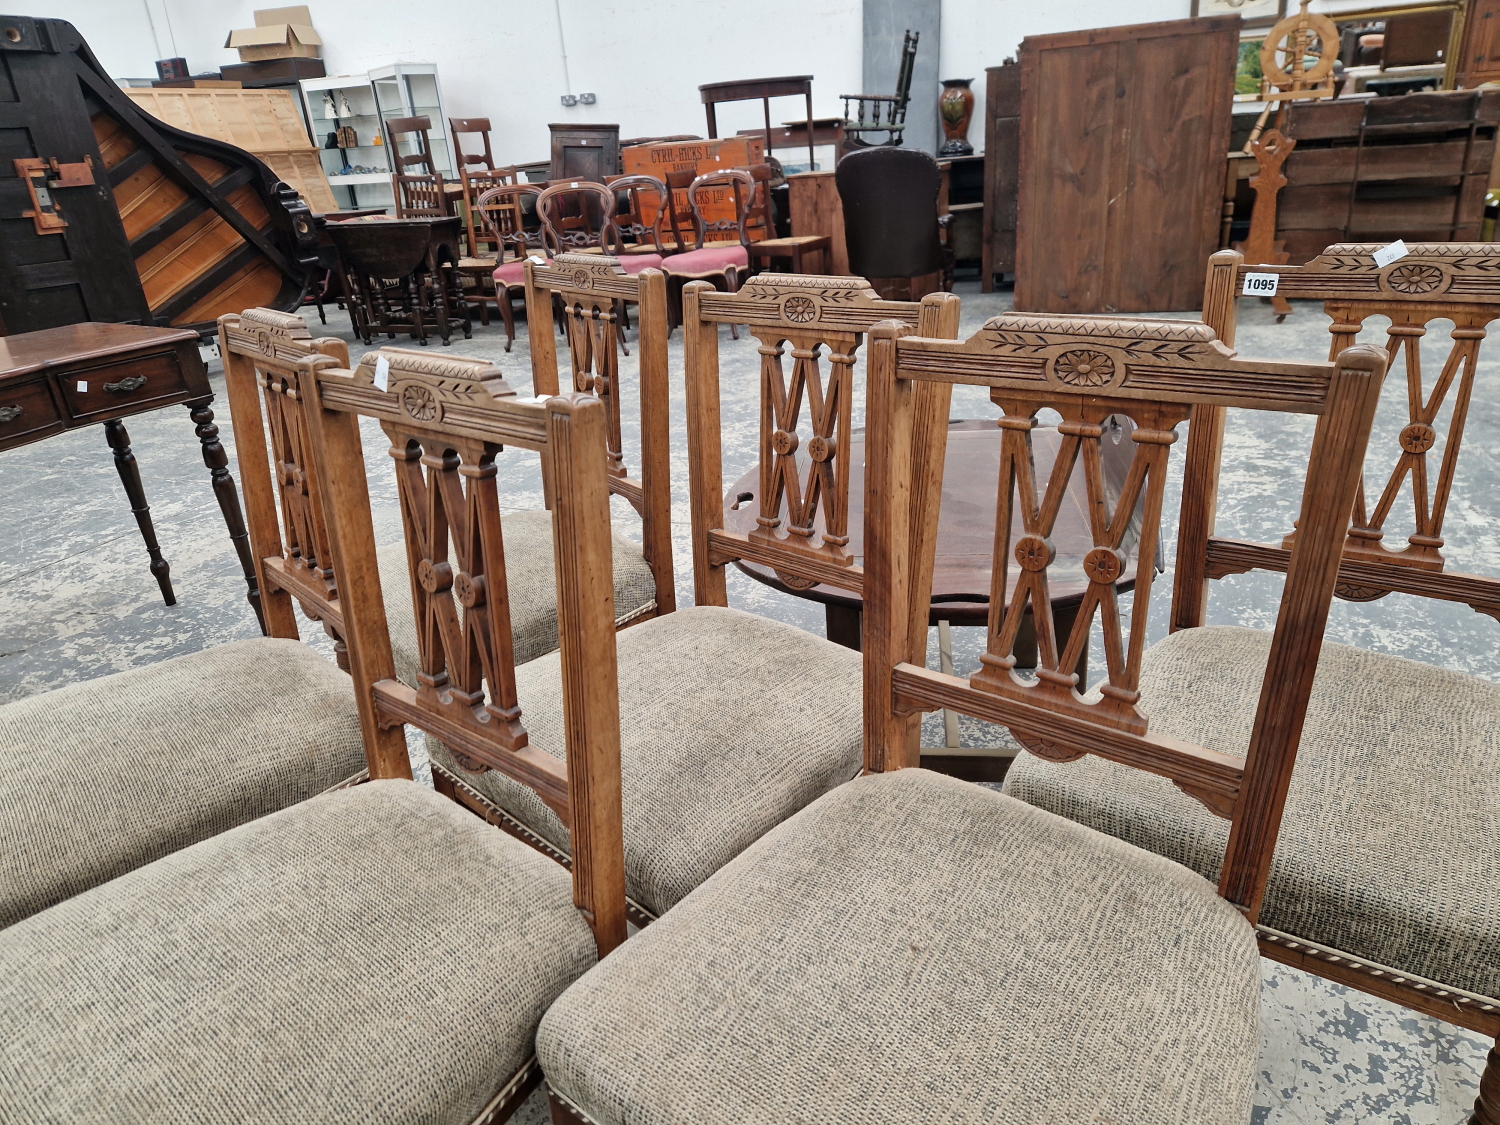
[531,307,1389,1125]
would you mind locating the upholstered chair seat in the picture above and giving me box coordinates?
[427,605,864,919]
[536,769,1260,1124]
[0,781,595,1122]
[1003,625,1500,998]
[661,243,749,275]
[0,637,365,929]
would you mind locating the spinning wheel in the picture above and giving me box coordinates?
[1258,1,1339,102]
[1235,1,1341,320]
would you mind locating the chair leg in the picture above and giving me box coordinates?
[498,287,516,352]
[1472,1042,1500,1125]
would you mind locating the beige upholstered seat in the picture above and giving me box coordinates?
[0,780,595,1122]
[0,637,365,929]
[377,510,658,686]
[1004,625,1500,999]
[428,605,864,918]
[537,769,1260,1124]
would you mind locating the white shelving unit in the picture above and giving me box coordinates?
[298,65,452,211]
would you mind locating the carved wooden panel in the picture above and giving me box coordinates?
[690,274,930,594]
[884,312,1381,819]
[524,252,676,616]
[1227,245,1500,616]
[218,308,345,645]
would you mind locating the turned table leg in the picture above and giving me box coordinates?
[1472,1043,1500,1125]
[104,418,175,606]
[187,398,264,632]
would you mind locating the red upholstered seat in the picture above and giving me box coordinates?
[495,253,661,286]
[663,243,749,275]
[619,253,664,273]
[493,259,540,287]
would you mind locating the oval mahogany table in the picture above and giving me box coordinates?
[723,419,1139,660]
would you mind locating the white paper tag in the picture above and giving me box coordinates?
[1373,240,1409,268]
[528,254,546,265]
[1242,271,1279,297]
[76,380,87,393]
[373,354,390,393]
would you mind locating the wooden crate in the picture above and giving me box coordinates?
[621,136,765,236]
[124,88,338,214]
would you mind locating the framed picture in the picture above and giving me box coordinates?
[1191,0,1288,30]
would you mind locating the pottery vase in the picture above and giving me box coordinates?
[939,78,975,156]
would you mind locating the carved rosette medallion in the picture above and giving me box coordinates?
[255,329,275,357]
[782,295,817,323]
[417,558,453,594]
[1049,349,1118,389]
[806,435,834,463]
[1083,546,1124,584]
[1380,261,1449,298]
[1011,728,1085,763]
[572,269,593,289]
[774,569,819,590]
[453,571,486,607]
[1014,535,1054,571]
[401,384,441,423]
[1335,582,1390,602]
[1399,422,1436,453]
[771,428,799,455]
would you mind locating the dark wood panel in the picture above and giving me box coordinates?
[1016,16,1237,314]
[981,60,1019,289]
[61,349,190,420]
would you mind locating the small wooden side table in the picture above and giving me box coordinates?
[700,75,816,170]
[0,323,261,626]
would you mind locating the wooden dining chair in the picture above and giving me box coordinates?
[1005,246,1500,1123]
[454,166,518,326]
[533,308,1391,1125]
[393,171,447,219]
[383,113,438,176]
[414,274,956,927]
[0,365,628,1123]
[449,116,497,171]
[603,173,671,256]
[535,180,663,272]
[478,182,545,350]
[743,162,832,275]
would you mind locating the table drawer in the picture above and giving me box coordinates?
[0,378,64,447]
[61,350,190,422]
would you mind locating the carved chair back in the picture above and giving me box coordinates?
[298,346,628,955]
[681,274,960,607]
[394,172,447,219]
[536,180,624,256]
[217,308,350,660]
[524,252,675,615]
[458,166,516,257]
[448,117,495,170]
[683,168,755,251]
[383,114,437,174]
[476,183,544,264]
[1174,246,1500,630]
[863,311,1389,922]
[603,173,668,254]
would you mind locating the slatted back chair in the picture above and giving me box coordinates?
[681,274,960,609]
[449,116,496,171]
[525,252,674,616]
[459,166,517,258]
[383,113,437,175]
[218,308,351,663]
[1176,244,1500,627]
[394,172,447,219]
[298,347,629,955]
[864,310,1389,920]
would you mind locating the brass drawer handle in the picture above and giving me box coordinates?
[103,376,147,393]
[0,406,21,423]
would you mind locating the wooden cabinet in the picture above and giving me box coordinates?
[1014,17,1238,314]
[982,60,1020,291]
[1457,0,1500,88]
[549,124,621,182]
[787,171,850,275]
[1274,90,1499,261]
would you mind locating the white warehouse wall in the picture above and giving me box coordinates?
[45,0,1424,159]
